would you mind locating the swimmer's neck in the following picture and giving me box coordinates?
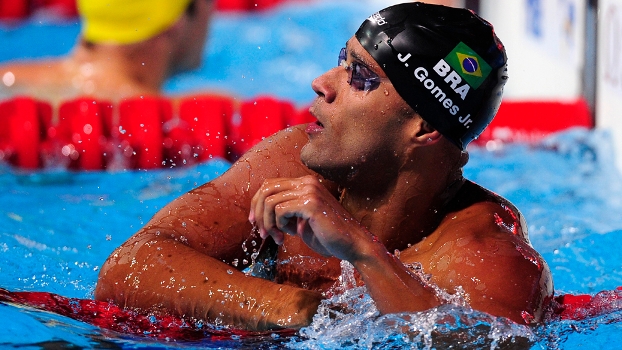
[340,171,465,252]
[70,38,173,93]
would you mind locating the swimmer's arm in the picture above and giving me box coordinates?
[95,232,323,330]
[350,203,553,324]
[249,174,552,323]
[346,239,442,313]
[249,175,443,311]
[95,126,335,330]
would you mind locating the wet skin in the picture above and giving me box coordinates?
[95,37,553,330]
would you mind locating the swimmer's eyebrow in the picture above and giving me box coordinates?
[345,41,373,67]
[346,42,385,75]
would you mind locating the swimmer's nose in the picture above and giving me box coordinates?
[311,68,338,104]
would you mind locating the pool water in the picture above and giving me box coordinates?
[3,128,622,349]
[2,1,622,348]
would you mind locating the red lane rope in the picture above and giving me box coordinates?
[0,95,592,171]
[474,99,593,147]
[2,286,622,343]
[0,95,314,170]
[0,288,296,341]
[553,287,622,321]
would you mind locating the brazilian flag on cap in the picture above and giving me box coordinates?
[444,42,492,89]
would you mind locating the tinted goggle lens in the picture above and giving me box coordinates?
[338,47,382,92]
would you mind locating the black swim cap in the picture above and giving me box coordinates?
[355,2,508,150]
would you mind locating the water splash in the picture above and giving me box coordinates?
[289,261,534,349]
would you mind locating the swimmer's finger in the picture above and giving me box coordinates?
[262,187,306,238]
[249,178,288,230]
[251,178,300,238]
[276,207,333,257]
[271,178,331,236]
[275,202,308,236]
[269,229,285,245]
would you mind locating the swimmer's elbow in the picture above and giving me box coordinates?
[93,262,120,303]
[93,246,130,303]
[94,235,151,303]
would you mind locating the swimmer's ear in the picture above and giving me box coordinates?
[412,119,442,146]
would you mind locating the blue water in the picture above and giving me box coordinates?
[2,1,622,348]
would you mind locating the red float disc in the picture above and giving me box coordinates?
[237,96,287,156]
[118,97,169,169]
[178,95,232,162]
[0,0,30,20]
[2,97,42,169]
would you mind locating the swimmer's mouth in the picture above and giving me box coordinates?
[305,120,324,134]
[306,107,324,132]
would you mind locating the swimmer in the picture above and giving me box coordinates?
[0,0,213,105]
[95,2,553,331]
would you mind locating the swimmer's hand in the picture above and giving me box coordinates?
[249,175,375,261]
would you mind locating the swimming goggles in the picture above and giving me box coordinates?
[338,47,386,92]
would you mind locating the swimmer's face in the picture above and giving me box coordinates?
[301,36,416,185]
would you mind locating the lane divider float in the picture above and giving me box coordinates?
[0,94,314,170]
[0,94,594,171]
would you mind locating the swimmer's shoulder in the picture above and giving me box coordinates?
[1,60,67,85]
[189,125,338,197]
[225,125,313,178]
[439,179,529,241]
[403,181,552,323]
[401,180,527,258]
[0,59,74,103]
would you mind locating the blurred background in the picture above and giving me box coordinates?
[0,0,620,172]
